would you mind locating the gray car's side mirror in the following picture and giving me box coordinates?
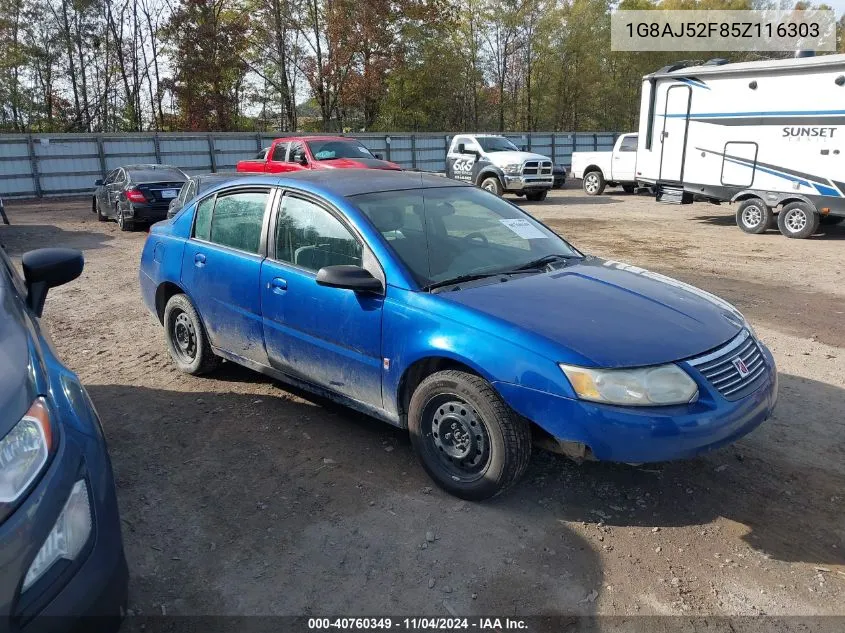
[22,248,84,316]
[316,265,383,294]
[94,179,103,187]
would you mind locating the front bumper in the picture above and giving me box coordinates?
[494,343,778,463]
[503,175,554,192]
[0,404,128,633]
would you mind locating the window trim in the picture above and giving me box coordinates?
[189,185,276,257]
[269,188,385,286]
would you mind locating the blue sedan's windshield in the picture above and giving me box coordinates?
[353,186,580,288]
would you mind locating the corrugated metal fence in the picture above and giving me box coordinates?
[0,131,620,198]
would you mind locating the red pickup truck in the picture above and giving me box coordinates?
[236,136,401,173]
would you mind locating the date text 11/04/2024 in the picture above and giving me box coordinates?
[307,618,529,630]
[625,21,820,38]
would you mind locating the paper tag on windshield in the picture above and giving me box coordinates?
[499,218,547,239]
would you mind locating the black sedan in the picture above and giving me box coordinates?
[92,164,187,231]
[167,172,254,219]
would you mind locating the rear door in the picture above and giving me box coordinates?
[613,134,638,182]
[259,192,384,406]
[180,187,274,365]
[659,85,692,182]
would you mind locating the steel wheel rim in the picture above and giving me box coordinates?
[742,205,763,228]
[422,395,491,483]
[482,180,497,193]
[785,209,807,233]
[585,174,598,193]
[170,310,197,363]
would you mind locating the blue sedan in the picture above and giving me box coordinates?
[0,245,127,629]
[139,170,777,500]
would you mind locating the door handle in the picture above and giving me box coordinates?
[268,277,287,294]
[194,253,206,267]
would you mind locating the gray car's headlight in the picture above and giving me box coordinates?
[503,164,522,175]
[0,398,53,504]
[559,363,698,406]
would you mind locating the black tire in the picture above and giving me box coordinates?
[582,171,605,195]
[622,184,636,194]
[96,200,107,222]
[479,175,503,197]
[820,215,845,226]
[526,190,548,202]
[116,207,134,232]
[777,201,819,239]
[408,370,532,501]
[736,198,772,234]
[163,293,220,375]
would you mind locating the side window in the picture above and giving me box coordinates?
[178,182,190,203]
[288,142,305,162]
[115,169,126,185]
[271,142,288,162]
[193,196,215,241]
[104,169,118,185]
[208,190,269,254]
[619,135,638,152]
[275,196,362,271]
[452,136,475,153]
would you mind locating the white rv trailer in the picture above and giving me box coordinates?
[635,54,845,239]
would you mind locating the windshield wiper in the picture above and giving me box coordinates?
[423,271,507,292]
[508,254,574,272]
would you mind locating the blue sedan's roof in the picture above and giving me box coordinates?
[275,170,466,197]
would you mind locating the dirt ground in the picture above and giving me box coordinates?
[1,186,844,622]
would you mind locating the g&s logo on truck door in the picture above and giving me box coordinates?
[450,156,476,182]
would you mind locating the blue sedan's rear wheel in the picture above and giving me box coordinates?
[408,370,532,500]
[163,293,220,375]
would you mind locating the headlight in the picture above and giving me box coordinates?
[559,363,698,406]
[23,479,92,591]
[503,164,522,175]
[0,398,52,504]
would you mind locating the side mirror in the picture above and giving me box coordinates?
[374,153,383,160]
[22,248,84,317]
[457,143,466,154]
[167,200,182,218]
[298,153,308,166]
[94,179,103,187]
[316,265,383,294]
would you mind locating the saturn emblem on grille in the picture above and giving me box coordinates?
[732,357,751,378]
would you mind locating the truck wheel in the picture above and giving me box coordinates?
[480,176,503,197]
[526,190,547,202]
[777,201,819,239]
[163,294,220,375]
[736,198,772,234]
[408,370,532,501]
[582,171,605,195]
[622,184,636,194]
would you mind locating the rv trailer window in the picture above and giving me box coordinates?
[645,80,656,150]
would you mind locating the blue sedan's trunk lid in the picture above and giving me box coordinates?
[441,258,743,368]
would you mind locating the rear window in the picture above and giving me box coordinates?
[128,168,185,182]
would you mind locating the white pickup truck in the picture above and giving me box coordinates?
[571,133,638,196]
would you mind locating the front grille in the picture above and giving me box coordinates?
[686,330,767,401]
[522,160,553,176]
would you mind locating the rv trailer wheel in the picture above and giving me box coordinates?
[583,171,605,196]
[777,201,819,239]
[736,199,772,234]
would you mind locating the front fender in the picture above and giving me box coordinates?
[380,287,576,419]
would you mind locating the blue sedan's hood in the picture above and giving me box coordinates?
[0,284,38,437]
[441,258,743,368]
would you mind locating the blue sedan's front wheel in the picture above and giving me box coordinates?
[408,370,531,500]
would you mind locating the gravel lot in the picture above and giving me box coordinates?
[1,187,843,620]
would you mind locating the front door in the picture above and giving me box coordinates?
[180,188,273,365]
[260,193,384,407]
[659,85,692,182]
[614,134,638,182]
